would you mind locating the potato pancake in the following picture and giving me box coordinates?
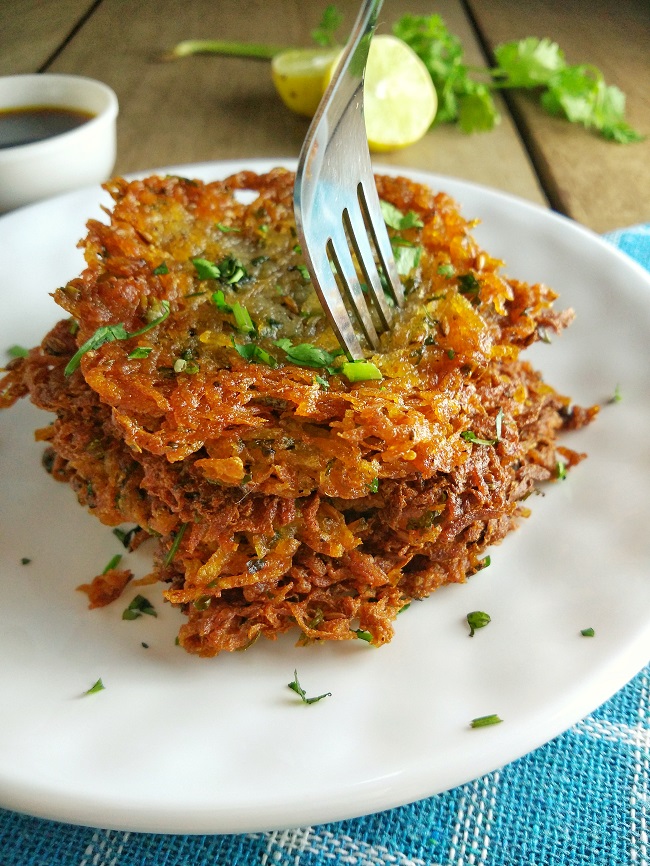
[0,169,596,656]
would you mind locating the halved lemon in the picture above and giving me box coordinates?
[272,36,437,152]
[271,47,340,118]
[360,35,437,152]
[323,35,437,152]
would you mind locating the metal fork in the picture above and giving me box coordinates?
[293,0,404,360]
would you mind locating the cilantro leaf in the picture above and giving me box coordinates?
[113,526,140,548]
[122,594,157,620]
[287,669,331,704]
[457,87,500,134]
[192,257,221,280]
[380,200,424,230]
[83,678,105,696]
[7,344,29,358]
[391,241,422,276]
[311,4,344,47]
[232,339,277,367]
[64,302,170,376]
[274,339,341,370]
[467,610,491,637]
[494,37,565,88]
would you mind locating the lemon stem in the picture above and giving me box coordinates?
[166,40,288,61]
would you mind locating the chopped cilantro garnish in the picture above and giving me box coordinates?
[219,256,248,284]
[153,262,169,275]
[556,460,567,480]
[467,610,491,637]
[64,301,170,376]
[368,477,379,494]
[128,346,153,359]
[392,241,422,275]
[232,339,277,367]
[113,526,140,548]
[122,595,157,620]
[20,557,31,565]
[580,627,595,637]
[458,273,480,295]
[165,522,188,566]
[83,678,105,696]
[210,291,256,335]
[7,344,29,358]
[461,430,497,446]
[274,339,341,370]
[193,256,248,284]
[495,408,504,441]
[212,289,232,313]
[608,384,622,404]
[380,200,424,230]
[193,596,212,610]
[173,358,200,374]
[437,263,455,277]
[470,714,503,728]
[233,303,256,334]
[102,554,122,573]
[287,669,331,704]
[192,257,222,280]
[353,629,373,642]
[216,222,240,232]
[296,264,311,281]
[341,360,383,382]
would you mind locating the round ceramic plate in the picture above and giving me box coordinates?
[0,160,649,834]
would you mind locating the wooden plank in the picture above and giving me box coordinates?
[0,0,97,75]
[43,0,547,205]
[466,0,650,233]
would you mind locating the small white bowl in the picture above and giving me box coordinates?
[0,74,118,213]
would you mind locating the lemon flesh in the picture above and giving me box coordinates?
[362,35,437,152]
[271,47,340,118]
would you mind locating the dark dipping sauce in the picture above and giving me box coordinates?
[0,105,95,149]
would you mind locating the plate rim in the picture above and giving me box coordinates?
[0,158,649,834]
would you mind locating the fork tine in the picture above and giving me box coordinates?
[301,239,365,360]
[327,225,380,348]
[294,0,402,360]
[358,179,405,308]
[344,202,392,332]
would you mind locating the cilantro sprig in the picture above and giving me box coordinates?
[394,16,643,141]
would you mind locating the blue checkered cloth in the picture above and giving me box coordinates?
[2,225,649,866]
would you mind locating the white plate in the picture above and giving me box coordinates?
[0,160,649,835]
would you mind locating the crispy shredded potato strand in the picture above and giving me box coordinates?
[0,169,597,656]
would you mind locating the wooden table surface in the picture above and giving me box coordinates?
[2,0,648,234]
